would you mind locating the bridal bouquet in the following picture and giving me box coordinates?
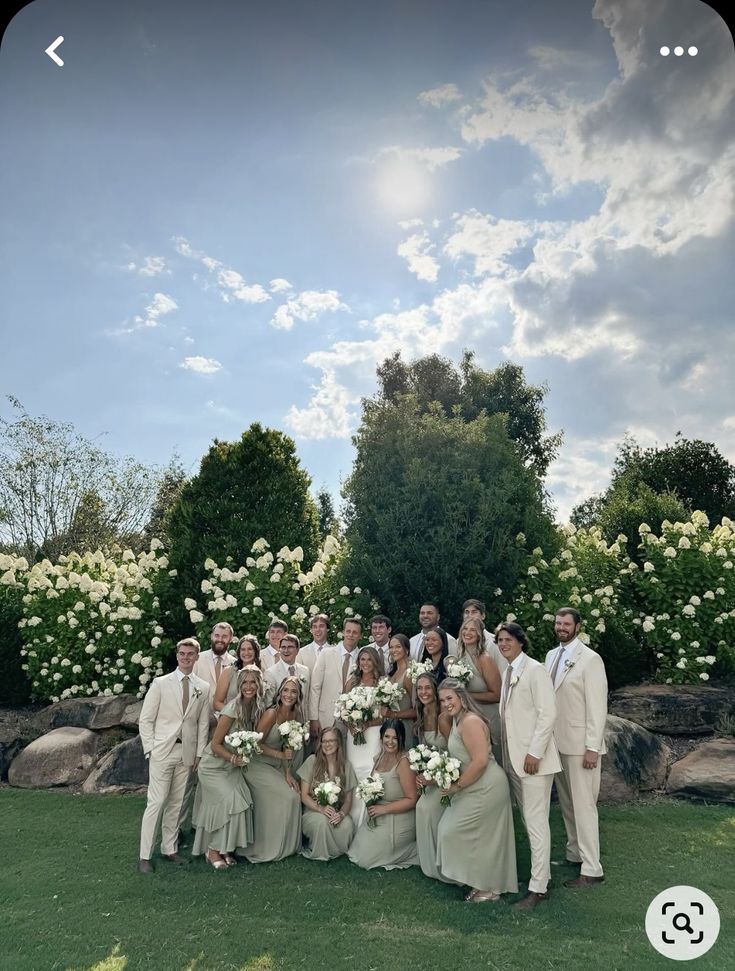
[445,657,474,685]
[223,730,263,765]
[278,720,310,752]
[374,676,404,711]
[407,743,437,794]
[408,659,434,683]
[314,779,342,807]
[356,773,385,828]
[423,750,462,805]
[334,685,378,744]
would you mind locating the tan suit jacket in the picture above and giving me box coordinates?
[309,645,354,725]
[545,640,608,755]
[193,649,235,705]
[138,670,210,767]
[260,646,280,672]
[297,641,334,674]
[264,660,311,709]
[501,654,560,778]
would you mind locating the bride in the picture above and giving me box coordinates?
[343,645,385,826]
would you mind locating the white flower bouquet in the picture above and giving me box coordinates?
[423,750,462,805]
[314,779,342,807]
[278,720,310,752]
[374,676,405,711]
[445,657,473,685]
[408,659,434,683]
[334,685,378,744]
[407,743,437,793]
[223,729,263,765]
[356,773,385,828]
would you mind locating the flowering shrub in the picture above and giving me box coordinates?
[14,543,174,702]
[0,553,31,704]
[184,535,377,645]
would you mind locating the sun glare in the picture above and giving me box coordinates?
[375,156,432,214]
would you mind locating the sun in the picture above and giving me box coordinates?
[374,156,432,215]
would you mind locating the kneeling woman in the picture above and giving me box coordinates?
[298,727,357,860]
[413,672,453,883]
[192,666,262,868]
[243,676,305,863]
[348,718,419,870]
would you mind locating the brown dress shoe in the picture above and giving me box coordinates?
[161,853,189,865]
[514,891,549,910]
[564,874,604,888]
[138,859,154,874]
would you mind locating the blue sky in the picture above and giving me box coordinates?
[1,0,734,520]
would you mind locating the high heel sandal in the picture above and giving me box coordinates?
[206,852,227,870]
[464,889,478,901]
[223,854,237,867]
[469,890,500,903]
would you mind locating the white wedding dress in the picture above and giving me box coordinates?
[347,724,382,827]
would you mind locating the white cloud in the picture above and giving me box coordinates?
[379,144,463,172]
[183,336,195,344]
[444,211,538,276]
[172,236,271,304]
[397,232,440,282]
[269,278,293,293]
[127,256,168,277]
[285,371,358,440]
[117,292,178,333]
[180,356,222,374]
[270,290,348,331]
[417,83,462,108]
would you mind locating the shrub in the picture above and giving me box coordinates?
[0,554,32,704]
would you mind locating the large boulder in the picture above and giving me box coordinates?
[83,735,149,794]
[120,701,143,730]
[8,727,100,787]
[608,684,735,735]
[666,738,735,804]
[34,694,137,732]
[0,728,30,780]
[600,715,672,802]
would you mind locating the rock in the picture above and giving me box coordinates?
[8,727,100,788]
[667,738,735,804]
[83,735,149,794]
[121,701,143,729]
[34,694,138,732]
[608,684,735,735]
[599,715,672,802]
[0,728,30,780]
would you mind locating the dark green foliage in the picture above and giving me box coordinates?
[314,485,339,540]
[0,586,30,704]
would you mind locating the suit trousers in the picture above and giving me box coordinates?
[555,753,603,877]
[507,768,553,893]
[139,745,192,859]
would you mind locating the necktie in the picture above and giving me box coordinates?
[549,648,564,687]
[342,653,351,690]
[288,665,295,676]
[182,675,190,712]
[215,657,222,681]
[502,665,513,707]
[500,666,513,771]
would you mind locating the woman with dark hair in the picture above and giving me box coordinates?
[347,718,419,871]
[382,634,416,744]
[344,645,385,823]
[192,666,264,868]
[457,617,503,764]
[243,676,305,863]
[298,726,357,860]
[214,635,262,711]
[414,672,454,882]
[421,626,449,683]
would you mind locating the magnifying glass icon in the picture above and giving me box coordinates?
[673,913,694,934]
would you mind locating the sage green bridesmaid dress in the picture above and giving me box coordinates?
[414,728,456,883]
[347,757,419,870]
[435,720,518,894]
[297,756,357,860]
[243,720,302,863]
[465,652,503,766]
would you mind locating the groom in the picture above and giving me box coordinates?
[138,637,210,872]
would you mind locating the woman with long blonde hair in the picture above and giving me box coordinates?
[457,617,503,764]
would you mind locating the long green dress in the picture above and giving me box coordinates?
[389,674,415,748]
[464,652,503,766]
[191,699,254,856]
[435,720,518,893]
[297,756,357,860]
[243,720,302,863]
[415,728,457,884]
[348,756,419,870]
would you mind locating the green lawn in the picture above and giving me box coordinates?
[0,790,732,971]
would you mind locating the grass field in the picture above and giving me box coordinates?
[0,789,732,971]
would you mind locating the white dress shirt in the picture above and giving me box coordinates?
[553,638,580,688]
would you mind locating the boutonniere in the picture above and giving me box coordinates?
[564,659,576,671]
[192,686,203,700]
[510,674,520,687]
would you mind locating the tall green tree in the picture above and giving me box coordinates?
[142,456,187,547]
[343,395,556,634]
[315,485,339,540]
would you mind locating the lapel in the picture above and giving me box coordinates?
[555,640,583,691]
[505,653,527,707]
[168,672,185,718]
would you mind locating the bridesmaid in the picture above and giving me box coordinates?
[421,626,450,683]
[435,678,518,902]
[379,634,416,745]
[243,676,304,863]
[348,718,419,871]
[413,672,454,882]
[298,726,357,860]
[213,635,262,711]
[456,618,503,764]
[192,667,263,868]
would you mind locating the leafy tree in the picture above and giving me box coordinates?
[142,456,187,547]
[315,485,339,540]
[342,395,556,634]
[375,351,561,476]
[0,397,161,560]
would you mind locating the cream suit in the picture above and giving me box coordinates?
[500,653,560,894]
[309,645,354,726]
[545,638,608,878]
[297,640,333,674]
[264,659,311,708]
[193,649,235,711]
[138,670,210,860]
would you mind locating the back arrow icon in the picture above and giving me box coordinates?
[45,36,64,67]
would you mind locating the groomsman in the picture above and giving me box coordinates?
[297,613,334,674]
[193,622,236,714]
[410,603,457,660]
[138,638,210,872]
[461,598,508,675]
[261,619,288,671]
[265,633,311,704]
[309,617,362,734]
[367,614,392,674]
[546,608,608,887]
[497,622,560,910]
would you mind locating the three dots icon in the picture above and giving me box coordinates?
[660,46,698,56]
